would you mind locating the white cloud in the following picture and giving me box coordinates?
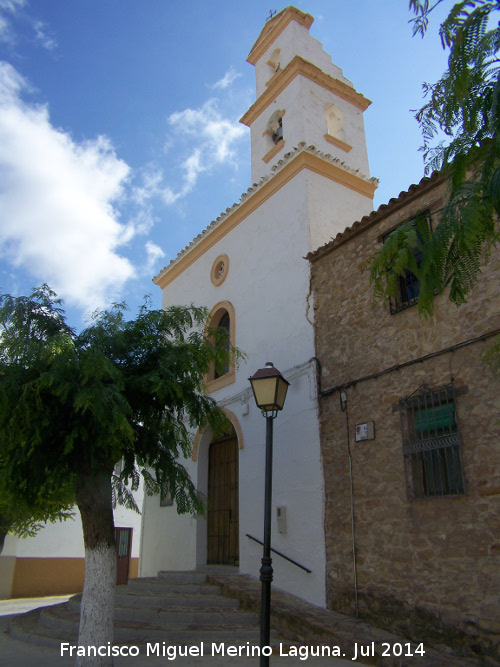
[0,0,26,10]
[131,164,180,211]
[0,0,24,43]
[0,62,136,312]
[33,19,57,50]
[167,98,246,196]
[144,240,165,274]
[0,15,9,40]
[129,92,248,216]
[211,68,242,90]
[0,1,57,51]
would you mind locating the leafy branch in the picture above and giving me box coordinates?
[370,1,500,315]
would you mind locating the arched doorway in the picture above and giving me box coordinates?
[207,426,239,565]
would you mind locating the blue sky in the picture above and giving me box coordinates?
[0,0,451,328]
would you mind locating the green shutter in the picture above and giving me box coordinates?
[415,403,455,434]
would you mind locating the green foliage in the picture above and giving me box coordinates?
[0,487,74,544]
[371,211,433,305]
[370,0,500,315]
[0,285,236,540]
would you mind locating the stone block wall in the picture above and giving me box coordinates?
[309,173,500,662]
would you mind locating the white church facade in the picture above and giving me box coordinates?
[140,6,377,607]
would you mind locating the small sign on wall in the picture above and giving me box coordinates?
[355,421,375,442]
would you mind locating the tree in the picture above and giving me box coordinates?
[0,487,74,555]
[370,0,500,315]
[0,287,76,553]
[0,285,233,667]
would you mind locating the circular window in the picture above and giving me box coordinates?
[211,254,229,287]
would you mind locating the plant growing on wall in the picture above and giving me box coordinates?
[370,0,500,316]
[0,284,232,666]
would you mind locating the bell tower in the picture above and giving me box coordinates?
[240,6,373,187]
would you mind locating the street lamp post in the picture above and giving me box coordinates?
[249,362,290,667]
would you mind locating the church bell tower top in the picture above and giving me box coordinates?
[241,6,373,186]
[247,6,314,65]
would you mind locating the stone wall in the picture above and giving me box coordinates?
[309,174,500,662]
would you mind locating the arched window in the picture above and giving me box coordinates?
[205,301,236,392]
[214,310,230,379]
[262,109,286,164]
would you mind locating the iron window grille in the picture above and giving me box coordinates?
[383,211,431,315]
[399,383,465,500]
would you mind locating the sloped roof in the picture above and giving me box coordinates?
[306,170,444,263]
[153,143,378,287]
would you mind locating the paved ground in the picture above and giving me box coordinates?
[0,597,353,666]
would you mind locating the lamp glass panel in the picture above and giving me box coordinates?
[276,379,289,410]
[251,377,279,410]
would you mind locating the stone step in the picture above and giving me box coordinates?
[206,573,483,667]
[10,607,267,650]
[125,577,221,596]
[69,591,240,611]
[156,571,208,584]
[58,600,257,629]
[9,571,266,650]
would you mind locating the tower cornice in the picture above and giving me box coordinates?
[240,55,371,128]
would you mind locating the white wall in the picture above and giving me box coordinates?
[2,484,144,560]
[250,73,371,184]
[306,169,375,251]
[142,174,327,606]
[254,20,348,98]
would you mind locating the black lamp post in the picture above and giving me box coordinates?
[248,362,289,667]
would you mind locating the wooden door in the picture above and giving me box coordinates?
[115,527,132,585]
[207,436,239,565]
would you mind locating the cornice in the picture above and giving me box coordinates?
[153,145,377,289]
[240,55,371,128]
[247,7,314,66]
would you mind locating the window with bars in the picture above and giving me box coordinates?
[399,384,465,499]
[383,212,431,315]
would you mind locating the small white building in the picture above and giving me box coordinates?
[0,493,143,599]
[140,6,376,607]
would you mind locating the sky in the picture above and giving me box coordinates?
[0,0,452,329]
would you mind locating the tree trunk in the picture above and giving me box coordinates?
[76,474,116,667]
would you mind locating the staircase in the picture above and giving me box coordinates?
[8,571,483,666]
[9,571,265,649]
